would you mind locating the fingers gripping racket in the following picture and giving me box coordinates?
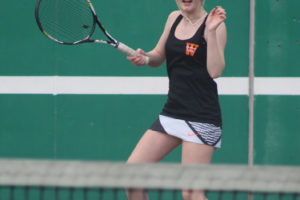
[35,0,149,64]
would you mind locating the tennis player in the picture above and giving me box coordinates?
[127,0,226,199]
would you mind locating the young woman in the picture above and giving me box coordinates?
[126,0,227,199]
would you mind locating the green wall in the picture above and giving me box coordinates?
[0,0,248,77]
[254,0,300,166]
[0,0,299,168]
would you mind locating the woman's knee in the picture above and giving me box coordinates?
[126,188,148,200]
[182,190,207,200]
[182,189,192,200]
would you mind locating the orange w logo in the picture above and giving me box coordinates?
[185,42,199,56]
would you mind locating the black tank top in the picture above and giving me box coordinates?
[161,14,222,127]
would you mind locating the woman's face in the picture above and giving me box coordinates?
[176,0,203,13]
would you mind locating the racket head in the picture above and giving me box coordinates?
[35,0,96,45]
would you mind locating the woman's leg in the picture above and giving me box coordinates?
[126,129,182,200]
[181,142,214,200]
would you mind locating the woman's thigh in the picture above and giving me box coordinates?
[127,129,182,163]
[181,142,214,164]
[181,142,214,200]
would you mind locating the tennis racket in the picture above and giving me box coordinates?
[35,0,149,64]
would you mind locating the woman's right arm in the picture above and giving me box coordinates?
[127,11,180,67]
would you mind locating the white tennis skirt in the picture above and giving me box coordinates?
[149,115,222,149]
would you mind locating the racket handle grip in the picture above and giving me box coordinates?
[117,42,149,65]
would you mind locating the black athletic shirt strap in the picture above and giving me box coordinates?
[199,15,209,37]
[170,14,183,34]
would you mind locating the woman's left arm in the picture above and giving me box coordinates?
[205,6,227,79]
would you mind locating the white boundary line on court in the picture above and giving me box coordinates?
[0,76,299,95]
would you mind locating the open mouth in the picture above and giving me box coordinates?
[182,0,192,5]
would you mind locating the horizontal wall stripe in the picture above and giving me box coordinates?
[254,78,300,95]
[0,76,299,95]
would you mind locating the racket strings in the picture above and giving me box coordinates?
[38,0,94,43]
[43,17,89,42]
[48,0,92,39]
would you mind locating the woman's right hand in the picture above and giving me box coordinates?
[127,48,148,66]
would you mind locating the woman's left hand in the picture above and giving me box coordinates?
[206,6,226,32]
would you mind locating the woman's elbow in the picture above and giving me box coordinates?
[209,72,222,79]
[208,64,225,79]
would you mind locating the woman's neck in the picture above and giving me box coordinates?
[181,8,207,25]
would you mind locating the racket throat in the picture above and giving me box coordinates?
[92,40,116,47]
[115,42,121,49]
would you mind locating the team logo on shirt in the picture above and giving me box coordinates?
[185,42,199,56]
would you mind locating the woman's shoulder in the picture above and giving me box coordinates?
[168,10,181,21]
[165,10,181,29]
